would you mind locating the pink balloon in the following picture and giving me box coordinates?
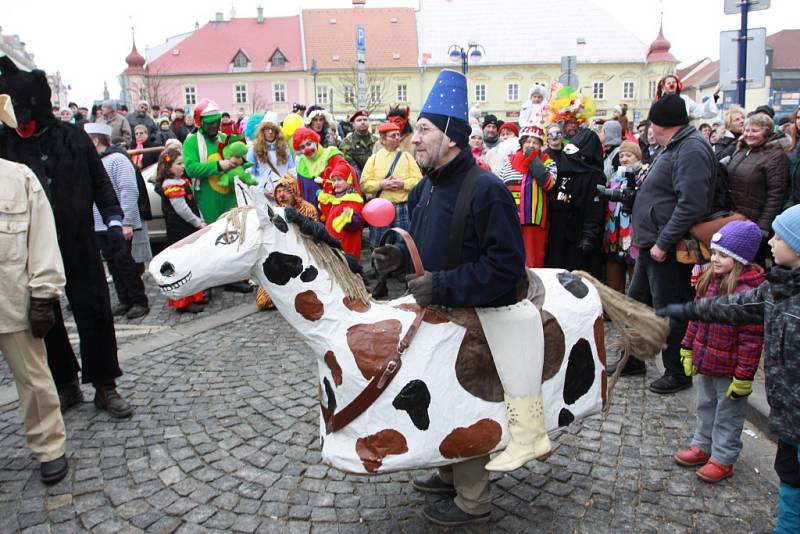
[362,198,396,227]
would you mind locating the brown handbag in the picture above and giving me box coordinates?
[675,211,748,264]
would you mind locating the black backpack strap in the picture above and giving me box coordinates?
[445,165,483,270]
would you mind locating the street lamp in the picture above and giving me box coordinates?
[448,42,485,75]
[310,58,319,106]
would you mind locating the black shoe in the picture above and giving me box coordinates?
[112,303,131,316]
[606,355,646,376]
[224,281,253,293]
[411,474,457,496]
[94,383,134,418]
[125,304,149,319]
[40,455,69,484]
[649,374,692,395]
[57,380,84,412]
[422,500,490,527]
[178,303,204,314]
[371,278,389,299]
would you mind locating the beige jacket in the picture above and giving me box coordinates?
[0,159,65,334]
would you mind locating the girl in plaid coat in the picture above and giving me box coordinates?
[673,220,765,483]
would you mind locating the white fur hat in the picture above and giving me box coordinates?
[261,111,279,125]
[84,123,113,136]
[529,83,547,98]
[0,94,17,128]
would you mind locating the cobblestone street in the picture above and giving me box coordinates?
[0,271,780,533]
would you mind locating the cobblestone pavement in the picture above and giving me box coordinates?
[0,294,779,533]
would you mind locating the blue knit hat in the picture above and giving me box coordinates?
[773,204,800,254]
[419,69,471,148]
[710,219,762,264]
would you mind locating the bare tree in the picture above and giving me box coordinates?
[128,67,179,108]
[249,82,270,114]
[335,63,392,115]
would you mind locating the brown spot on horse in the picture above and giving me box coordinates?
[593,315,607,408]
[356,429,408,473]
[324,351,343,386]
[343,297,371,313]
[439,419,502,459]
[347,320,403,379]
[295,290,324,321]
[394,303,449,324]
[542,310,566,381]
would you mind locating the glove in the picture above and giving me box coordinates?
[406,271,434,307]
[679,347,697,376]
[372,245,403,275]
[105,224,127,261]
[727,377,753,399]
[655,302,699,321]
[29,297,57,338]
[528,157,549,187]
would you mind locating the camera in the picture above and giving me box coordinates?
[597,166,638,214]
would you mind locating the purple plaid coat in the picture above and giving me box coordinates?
[682,264,766,380]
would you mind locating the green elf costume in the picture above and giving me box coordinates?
[183,98,236,223]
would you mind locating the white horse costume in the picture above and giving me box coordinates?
[149,183,607,474]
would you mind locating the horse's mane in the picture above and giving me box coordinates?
[283,208,370,304]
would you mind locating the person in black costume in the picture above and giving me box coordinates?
[0,57,134,418]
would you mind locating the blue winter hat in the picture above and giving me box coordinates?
[773,204,800,254]
[710,219,762,264]
[419,69,471,148]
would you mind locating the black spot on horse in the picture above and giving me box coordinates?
[557,271,589,299]
[300,266,319,283]
[263,252,303,285]
[558,408,575,427]
[272,214,289,234]
[563,338,595,405]
[392,380,431,431]
[323,377,337,414]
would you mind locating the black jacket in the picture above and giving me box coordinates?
[632,125,714,250]
[693,267,800,442]
[401,147,525,308]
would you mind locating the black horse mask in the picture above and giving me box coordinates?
[0,56,56,137]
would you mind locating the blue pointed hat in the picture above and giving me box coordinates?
[419,69,471,148]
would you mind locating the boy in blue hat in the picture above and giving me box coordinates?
[373,69,550,526]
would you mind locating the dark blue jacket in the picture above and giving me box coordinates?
[401,147,525,308]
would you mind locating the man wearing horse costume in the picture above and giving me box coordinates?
[373,69,551,526]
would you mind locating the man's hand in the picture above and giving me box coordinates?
[650,244,667,262]
[229,156,244,167]
[106,225,126,259]
[123,226,134,240]
[372,245,403,275]
[29,297,57,338]
[656,302,699,321]
[406,271,434,307]
[218,159,235,171]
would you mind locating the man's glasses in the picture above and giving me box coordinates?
[384,133,402,139]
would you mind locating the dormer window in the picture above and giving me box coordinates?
[232,50,249,68]
[271,50,286,67]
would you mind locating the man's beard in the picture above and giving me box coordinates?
[484,134,498,144]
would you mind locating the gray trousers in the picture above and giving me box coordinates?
[691,374,749,465]
[438,455,491,514]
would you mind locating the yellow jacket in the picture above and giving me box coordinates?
[359,148,422,204]
[0,159,65,334]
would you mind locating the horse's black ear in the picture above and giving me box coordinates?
[0,56,20,76]
[267,205,275,219]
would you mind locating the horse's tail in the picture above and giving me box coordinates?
[572,270,670,407]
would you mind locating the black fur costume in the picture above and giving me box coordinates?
[0,57,124,387]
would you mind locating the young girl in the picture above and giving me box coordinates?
[318,172,364,259]
[155,148,207,313]
[672,220,765,482]
[659,205,800,530]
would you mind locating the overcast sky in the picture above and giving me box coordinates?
[2,0,795,105]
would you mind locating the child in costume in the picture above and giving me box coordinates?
[671,220,765,483]
[659,205,800,530]
[318,172,364,259]
[155,148,207,313]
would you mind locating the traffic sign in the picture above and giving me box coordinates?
[724,0,769,15]
[356,25,366,53]
[719,27,766,91]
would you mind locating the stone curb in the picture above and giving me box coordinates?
[0,302,261,407]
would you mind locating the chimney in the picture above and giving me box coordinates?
[353,0,366,6]
[215,12,224,22]
[257,6,264,23]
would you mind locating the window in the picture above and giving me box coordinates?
[184,86,196,105]
[370,85,382,105]
[234,83,247,104]
[592,81,605,100]
[232,51,249,69]
[648,80,657,99]
[474,84,486,102]
[271,50,286,67]
[507,83,519,102]
[273,83,286,103]
[623,81,635,100]
[317,85,329,106]
[396,84,408,102]
[343,86,356,104]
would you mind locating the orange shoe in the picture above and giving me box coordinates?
[696,459,733,483]
[674,446,711,467]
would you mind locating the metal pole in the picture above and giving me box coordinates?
[462,49,468,75]
[737,0,749,107]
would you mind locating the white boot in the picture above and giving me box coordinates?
[476,299,551,473]
[485,394,551,471]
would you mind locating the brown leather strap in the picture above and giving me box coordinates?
[379,227,424,277]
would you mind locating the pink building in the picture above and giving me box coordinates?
[120,9,305,118]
